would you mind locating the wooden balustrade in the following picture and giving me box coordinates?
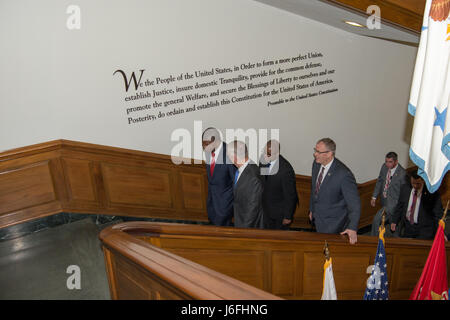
[99,221,281,300]
[0,139,448,230]
[99,221,450,300]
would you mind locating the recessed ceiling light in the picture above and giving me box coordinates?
[343,20,366,28]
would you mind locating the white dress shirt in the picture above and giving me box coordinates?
[208,142,222,164]
[406,187,422,224]
[316,158,334,186]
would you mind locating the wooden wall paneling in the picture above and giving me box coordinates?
[91,160,108,210]
[292,175,312,229]
[100,222,450,299]
[0,201,63,230]
[271,251,296,297]
[3,139,449,231]
[101,162,173,209]
[386,0,426,14]
[113,252,188,300]
[390,253,427,293]
[358,181,381,229]
[178,170,207,212]
[165,247,267,290]
[0,161,56,214]
[294,248,305,298]
[324,0,425,32]
[174,162,208,221]
[302,252,327,299]
[61,157,98,205]
[0,159,62,228]
[49,157,71,206]
[330,253,372,299]
[100,226,281,300]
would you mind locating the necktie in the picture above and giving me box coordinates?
[210,151,215,176]
[383,169,391,198]
[315,166,325,195]
[234,170,239,186]
[409,190,418,224]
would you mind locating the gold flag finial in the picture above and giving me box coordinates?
[324,241,330,261]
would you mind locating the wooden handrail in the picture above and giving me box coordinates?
[103,220,443,249]
[99,222,282,300]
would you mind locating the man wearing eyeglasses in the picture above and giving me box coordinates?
[309,138,361,244]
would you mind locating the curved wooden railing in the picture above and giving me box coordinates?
[99,221,282,300]
[99,221,450,300]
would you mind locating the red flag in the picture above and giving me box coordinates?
[410,220,449,300]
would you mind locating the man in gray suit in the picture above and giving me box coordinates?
[370,151,407,237]
[308,138,361,244]
[227,140,264,229]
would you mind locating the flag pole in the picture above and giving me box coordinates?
[442,200,449,221]
[323,241,330,261]
[379,208,386,245]
[439,200,448,229]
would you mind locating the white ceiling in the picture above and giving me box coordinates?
[253,0,420,46]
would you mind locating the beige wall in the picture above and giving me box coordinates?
[0,0,417,182]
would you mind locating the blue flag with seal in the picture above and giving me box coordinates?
[408,0,450,193]
[364,223,389,300]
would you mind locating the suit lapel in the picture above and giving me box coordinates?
[207,143,226,181]
[389,165,403,184]
[234,163,251,192]
[312,162,320,186]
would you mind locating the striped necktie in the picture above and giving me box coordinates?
[383,169,391,198]
[408,190,418,224]
[315,166,325,195]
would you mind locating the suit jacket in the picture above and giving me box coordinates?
[205,142,237,226]
[259,155,299,222]
[391,184,443,240]
[372,163,407,219]
[233,161,264,229]
[309,158,361,233]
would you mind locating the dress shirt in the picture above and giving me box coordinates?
[406,187,422,224]
[316,158,334,186]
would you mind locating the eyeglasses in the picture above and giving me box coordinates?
[313,148,330,154]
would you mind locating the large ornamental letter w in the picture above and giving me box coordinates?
[113,69,145,92]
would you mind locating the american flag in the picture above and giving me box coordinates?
[364,228,389,300]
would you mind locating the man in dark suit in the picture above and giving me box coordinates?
[259,140,299,230]
[390,173,443,240]
[202,127,237,226]
[227,140,264,229]
[308,138,361,244]
[370,151,407,237]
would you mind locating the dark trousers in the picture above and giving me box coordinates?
[264,216,290,230]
